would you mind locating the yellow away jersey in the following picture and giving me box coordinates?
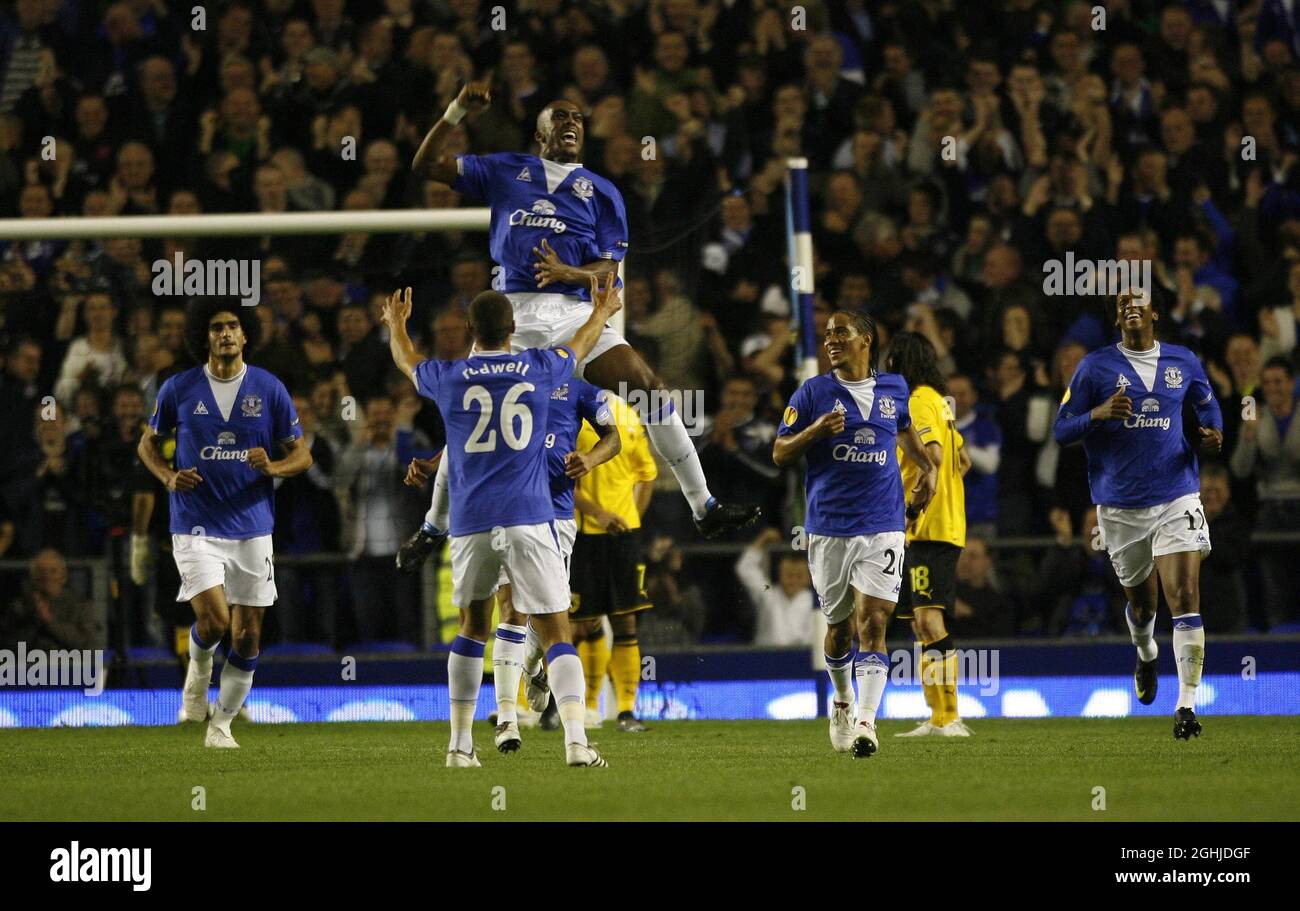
[897,385,966,547]
[575,394,658,534]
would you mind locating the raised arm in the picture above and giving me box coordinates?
[412,81,491,182]
[381,286,421,383]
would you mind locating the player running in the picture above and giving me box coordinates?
[1054,289,1223,740]
[411,81,759,541]
[887,331,975,738]
[773,311,937,758]
[382,275,622,768]
[138,300,313,749]
[399,375,621,754]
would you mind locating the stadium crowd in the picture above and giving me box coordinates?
[2,0,1300,655]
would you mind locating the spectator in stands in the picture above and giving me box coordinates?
[1198,462,1250,634]
[53,292,128,406]
[734,527,814,647]
[697,375,782,531]
[949,372,1001,538]
[953,536,1015,639]
[0,548,102,652]
[334,394,429,644]
[1230,357,1300,625]
[1039,506,1127,637]
[336,301,388,402]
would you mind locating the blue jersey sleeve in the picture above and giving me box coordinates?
[452,153,498,204]
[1055,359,1097,445]
[540,346,578,389]
[894,377,912,431]
[414,359,447,402]
[272,379,303,444]
[1186,356,1223,431]
[576,380,611,427]
[595,183,630,262]
[149,376,178,435]
[777,383,813,436]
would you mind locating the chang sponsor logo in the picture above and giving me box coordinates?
[200,431,249,461]
[832,444,887,465]
[508,199,568,233]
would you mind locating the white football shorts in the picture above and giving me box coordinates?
[494,516,577,591]
[807,530,907,624]
[1096,492,1212,589]
[451,521,571,614]
[172,533,277,607]
[505,292,627,376]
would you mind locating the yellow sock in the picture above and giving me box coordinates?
[919,648,941,725]
[174,626,189,658]
[577,636,610,711]
[517,677,528,708]
[939,651,960,725]
[609,636,641,715]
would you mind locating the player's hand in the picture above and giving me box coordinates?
[595,510,629,534]
[168,468,202,492]
[405,456,437,487]
[588,271,623,320]
[563,450,596,479]
[383,287,413,329]
[247,448,275,476]
[1090,390,1133,422]
[810,410,846,440]
[532,238,573,288]
[1198,427,1223,454]
[908,467,936,521]
[456,80,492,113]
[129,534,152,586]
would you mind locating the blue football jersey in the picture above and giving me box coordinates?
[452,152,628,300]
[149,364,302,539]
[546,377,611,519]
[414,346,577,536]
[1054,342,1222,508]
[777,371,913,537]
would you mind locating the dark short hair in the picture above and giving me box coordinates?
[886,330,947,394]
[829,308,879,374]
[1263,355,1295,378]
[468,291,514,349]
[184,299,262,363]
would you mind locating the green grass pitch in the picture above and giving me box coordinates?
[2,717,1297,821]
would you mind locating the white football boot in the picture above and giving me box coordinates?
[937,719,973,737]
[494,720,521,753]
[524,667,551,713]
[204,723,239,749]
[850,720,879,758]
[895,720,939,737]
[565,742,609,767]
[445,750,482,768]
[179,661,212,722]
[829,701,857,752]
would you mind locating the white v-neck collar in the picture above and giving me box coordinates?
[1117,342,1160,392]
[834,374,877,420]
[540,158,583,194]
[204,364,247,422]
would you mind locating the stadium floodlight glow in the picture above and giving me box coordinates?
[0,208,491,241]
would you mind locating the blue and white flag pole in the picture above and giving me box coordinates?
[784,157,818,383]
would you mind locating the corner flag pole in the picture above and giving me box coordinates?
[784,158,817,383]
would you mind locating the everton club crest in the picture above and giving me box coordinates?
[878,396,897,419]
[241,393,263,417]
[1163,366,1183,389]
[572,176,594,201]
